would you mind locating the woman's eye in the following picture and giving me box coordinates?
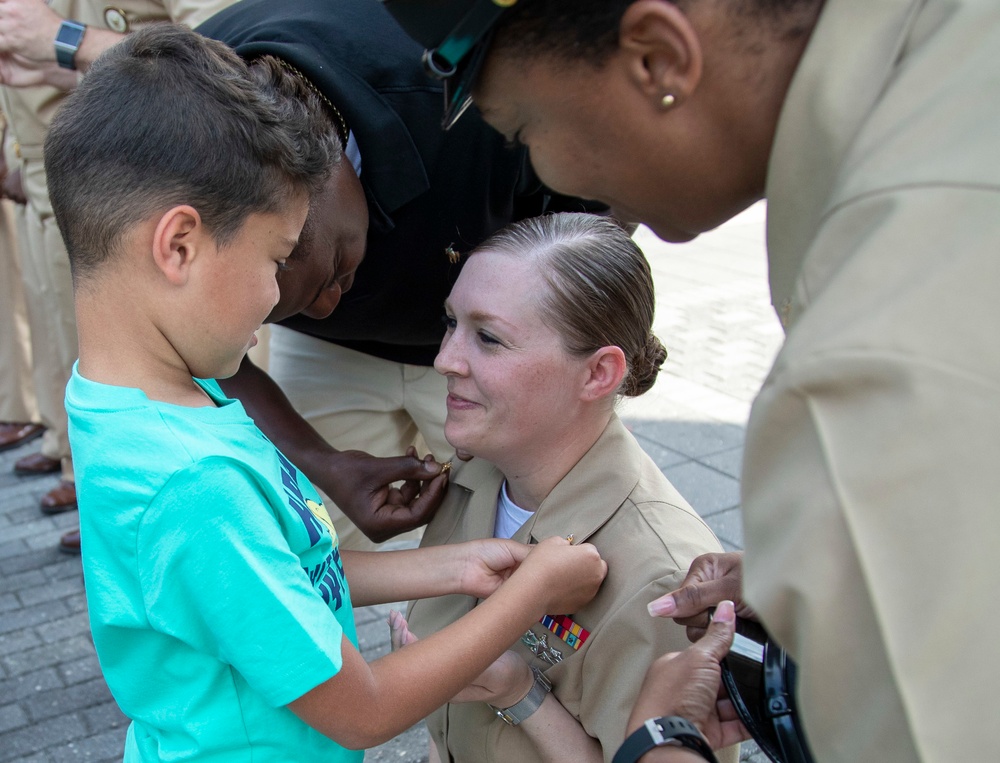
[477,331,500,346]
[442,315,457,331]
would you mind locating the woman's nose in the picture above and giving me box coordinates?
[434,332,465,376]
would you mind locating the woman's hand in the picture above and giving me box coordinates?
[389,610,533,706]
[626,601,749,752]
[646,552,756,641]
[457,538,531,599]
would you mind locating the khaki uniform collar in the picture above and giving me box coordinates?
[765,0,922,330]
[453,416,641,546]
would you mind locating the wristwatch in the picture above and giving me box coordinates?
[612,716,718,763]
[54,20,87,70]
[489,667,551,726]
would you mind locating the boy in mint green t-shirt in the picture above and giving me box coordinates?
[47,25,606,762]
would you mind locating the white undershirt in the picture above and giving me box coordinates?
[345,130,362,177]
[493,481,535,540]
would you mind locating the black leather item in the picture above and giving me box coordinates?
[721,618,815,763]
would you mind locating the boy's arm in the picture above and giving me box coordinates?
[289,537,607,750]
[219,356,446,541]
[340,540,529,607]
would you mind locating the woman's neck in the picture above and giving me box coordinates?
[497,413,612,511]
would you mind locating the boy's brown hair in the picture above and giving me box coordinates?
[44,24,339,283]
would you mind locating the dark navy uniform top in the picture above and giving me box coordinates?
[199,0,602,365]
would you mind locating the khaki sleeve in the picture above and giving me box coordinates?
[163,0,237,29]
[743,186,1000,762]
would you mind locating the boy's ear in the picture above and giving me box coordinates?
[617,0,703,107]
[152,205,206,286]
[581,346,628,402]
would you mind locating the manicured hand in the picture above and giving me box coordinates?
[626,601,749,751]
[458,538,531,600]
[647,552,756,641]
[321,448,448,543]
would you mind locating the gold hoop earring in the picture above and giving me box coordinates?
[661,93,676,109]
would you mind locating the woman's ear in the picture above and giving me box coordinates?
[581,346,628,402]
[617,0,703,107]
[151,205,204,286]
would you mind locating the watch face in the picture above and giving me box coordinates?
[104,7,129,33]
[55,21,86,46]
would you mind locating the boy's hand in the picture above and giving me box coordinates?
[516,536,607,615]
[458,539,531,599]
[323,448,448,542]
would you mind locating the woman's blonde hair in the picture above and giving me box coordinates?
[473,213,666,397]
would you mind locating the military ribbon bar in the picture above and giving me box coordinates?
[539,614,590,650]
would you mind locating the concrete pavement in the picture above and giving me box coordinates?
[0,202,782,762]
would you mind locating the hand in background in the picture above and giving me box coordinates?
[1,166,27,204]
[0,0,62,65]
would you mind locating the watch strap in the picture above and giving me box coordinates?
[55,20,87,70]
[489,667,551,726]
[612,716,719,763]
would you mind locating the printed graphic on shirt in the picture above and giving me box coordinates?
[275,450,348,611]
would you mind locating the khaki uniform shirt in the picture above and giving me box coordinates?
[408,417,734,763]
[745,0,1000,760]
[0,0,234,212]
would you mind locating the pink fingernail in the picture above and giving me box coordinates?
[647,596,676,617]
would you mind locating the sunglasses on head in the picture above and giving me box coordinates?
[415,0,513,128]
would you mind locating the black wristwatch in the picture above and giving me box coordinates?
[54,20,87,70]
[612,716,719,763]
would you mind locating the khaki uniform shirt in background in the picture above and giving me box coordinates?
[1,0,232,171]
[408,417,736,763]
[744,0,1000,760]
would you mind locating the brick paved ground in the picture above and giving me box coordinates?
[0,203,781,762]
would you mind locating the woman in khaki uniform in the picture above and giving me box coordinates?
[400,214,735,763]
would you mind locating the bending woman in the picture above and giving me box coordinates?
[404,213,737,763]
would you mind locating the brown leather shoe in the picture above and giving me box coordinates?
[0,422,44,452]
[40,480,77,515]
[59,527,81,554]
[14,451,61,476]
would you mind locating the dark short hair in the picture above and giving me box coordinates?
[45,24,339,282]
[474,213,666,398]
[492,0,822,64]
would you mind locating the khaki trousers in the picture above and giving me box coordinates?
[17,152,76,479]
[0,198,36,424]
[268,325,450,551]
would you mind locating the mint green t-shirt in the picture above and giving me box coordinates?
[66,366,362,762]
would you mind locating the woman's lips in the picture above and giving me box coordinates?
[446,393,479,410]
